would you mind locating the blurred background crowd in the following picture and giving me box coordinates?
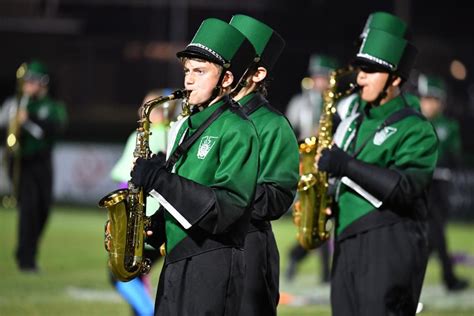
[1,0,473,215]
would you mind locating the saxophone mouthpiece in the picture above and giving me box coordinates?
[350,83,360,93]
[172,89,188,100]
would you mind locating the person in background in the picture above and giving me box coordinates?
[285,54,338,285]
[418,74,469,291]
[229,14,299,315]
[108,89,177,316]
[0,60,67,273]
[131,18,259,315]
[286,54,339,140]
[318,26,438,315]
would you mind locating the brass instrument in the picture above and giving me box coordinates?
[99,89,186,282]
[293,67,358,249]
[2,63,29,208]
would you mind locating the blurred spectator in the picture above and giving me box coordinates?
[419,74,469,291]
[286,54,339,140]
[0,60,67,273]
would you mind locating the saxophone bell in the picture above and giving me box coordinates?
[99,89,185,282]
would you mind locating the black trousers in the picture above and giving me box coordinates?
[155,247,245,316]
[15,156,53,268]
[240,229,279,316]
[288,241,331,282]
[331,221,428,316]
[427,180,458,286]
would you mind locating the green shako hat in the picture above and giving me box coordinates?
[229,14,285,71]
[418,74,446,100]
[354,28,417,80]
[24,60,50,85]
[360,11,408,39]
[177,18,256,85]
[308,54,339,76]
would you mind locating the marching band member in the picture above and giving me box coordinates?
[130,18,259,315]
[317,27,438,315]
[0,60,67,273]
[229,15,299,315]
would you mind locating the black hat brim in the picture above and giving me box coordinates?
[176,46,224,66]
[351,57,391,73]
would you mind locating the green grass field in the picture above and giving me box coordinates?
[1,206,473,315]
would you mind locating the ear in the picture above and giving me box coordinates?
[252,66,268,83]
[391,76,402,87]
[221,70,234,88]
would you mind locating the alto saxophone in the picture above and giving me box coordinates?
[99,89,186,282]
[293,67,358,249]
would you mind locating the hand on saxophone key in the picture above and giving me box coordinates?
[314,141,335,172]
[130,152,167,191]
[144,228,166,256]
[317,145,352,177]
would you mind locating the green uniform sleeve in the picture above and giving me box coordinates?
[203,122,259,232]
[252,116,299,220]
[388,118,439,206]
[145,120,259,234]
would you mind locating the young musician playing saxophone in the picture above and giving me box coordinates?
[317,27,438,315]
[130,18,259,315]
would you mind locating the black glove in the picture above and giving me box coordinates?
[130,152,166,193]
[145,208,166,249]
[318,146,352,177]
[150,151,166,165]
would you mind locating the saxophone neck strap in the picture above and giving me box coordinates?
[165,100,231,171]
[352,106,424,158]
[240,93,269,115]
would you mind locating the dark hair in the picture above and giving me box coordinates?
[241,65,271,97]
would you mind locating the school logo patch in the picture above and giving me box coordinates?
[197,136,218,159]
[373,126,397,145]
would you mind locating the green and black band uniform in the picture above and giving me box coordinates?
[239,92,299,315]
[324,28,438,315]
[229,15,299,315]
[7,61,67,270]
[136,19,260,316]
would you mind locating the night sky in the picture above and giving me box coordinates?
[0,0,472,147]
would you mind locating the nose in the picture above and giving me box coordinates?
[356,70,366,86]
[184,73,194,87]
